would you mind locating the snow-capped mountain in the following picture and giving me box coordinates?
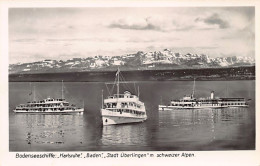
[9,49,255,74]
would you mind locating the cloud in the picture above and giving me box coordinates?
[108,17,163,31]
[126,36,180,43]
[11,38,38,42]
[68,25,74,29]
[127,38,156,43]
[196,13,229,29]
[109,23,161,31]
[46,38,89,42]
[223,7,254,21]
[109,17,195,32]
[173,25,195,31]
[45,37,118,43]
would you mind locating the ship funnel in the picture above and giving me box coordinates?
[211,91,214,99]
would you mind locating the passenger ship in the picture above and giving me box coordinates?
[159,79,249,111]
[13,82,84,114]
[101,69,147,125]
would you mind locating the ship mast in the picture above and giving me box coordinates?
[138,86,140,98]
[29,82,32,101]
[116,68,120,97]
[101,89,104,109]
[33,85,35,101]
[61,80,64,99]
[192,78,195,98]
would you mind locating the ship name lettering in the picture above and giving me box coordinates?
[60,153,81,158]
[86,153,102,158]
[106,153,119,158]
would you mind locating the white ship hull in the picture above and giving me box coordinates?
[102,116,146,125]
[159,105,227,110]
[101,109,147,125]
[101,69,147,125]
[13,108,84,114]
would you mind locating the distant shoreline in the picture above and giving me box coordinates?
[9,66,255,82]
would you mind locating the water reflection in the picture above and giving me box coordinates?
[11,114,84,151]
[101,123,148,146]
[159,107,249,125]
[157,107,250,150]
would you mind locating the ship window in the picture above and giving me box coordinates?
[112,103,116,108]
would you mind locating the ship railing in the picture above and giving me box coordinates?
[105,107,146,112]
[104,102,144,110]
[44,98,65,102]
[171,99,196,102]
[107,94,138,99]
[120,105,143,110]
[16,105,26,108]
[22,105,77,109]
[28,100,66,104]
[103,109,146,117]
[219,98,246,101]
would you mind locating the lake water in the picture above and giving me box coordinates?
[9,80,255,151]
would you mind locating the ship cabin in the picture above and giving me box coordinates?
[219,98,248,106]
[103,91,146,116]
[170,94,221,107]
[28,98,65,103]
[170,94,196,107]
[26,98,70,107]
[106,91,139,100]
[15,97,77,112]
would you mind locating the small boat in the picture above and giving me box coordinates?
[159,79,248,111]
[13,81,84,114]
[101,69,147,125]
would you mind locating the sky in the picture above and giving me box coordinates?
[9,7,255,64]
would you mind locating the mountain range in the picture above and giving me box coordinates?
[9,49,255,74]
